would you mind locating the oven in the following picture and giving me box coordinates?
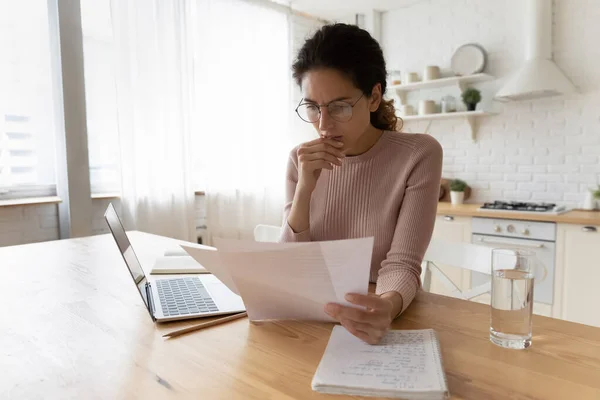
[471,217,556,305]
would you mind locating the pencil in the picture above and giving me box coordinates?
[163,312,248,338]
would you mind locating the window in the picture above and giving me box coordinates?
[0,0,59,199]
[80,0,121,195]
[192,0,293,192]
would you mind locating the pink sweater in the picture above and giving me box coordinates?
[280,131,443,313]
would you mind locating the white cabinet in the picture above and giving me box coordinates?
[428,215,472,296]
[555,223,600,327]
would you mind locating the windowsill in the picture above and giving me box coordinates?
[0,196,62,208]
[0,191,204,207]
[91,192,121,199]
[91,192,205,199]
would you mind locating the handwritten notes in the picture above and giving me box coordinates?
[312,326,449,399]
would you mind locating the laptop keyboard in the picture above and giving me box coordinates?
[156,277,219,317]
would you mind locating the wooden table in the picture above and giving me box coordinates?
[1,232,600,399]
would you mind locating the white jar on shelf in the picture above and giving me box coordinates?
[441,95,457,113]
[418,100,436,115]
[398,104,415,116]
[423,65,441,81]
[404,72,419,83]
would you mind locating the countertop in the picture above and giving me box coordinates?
[437,202,600,226]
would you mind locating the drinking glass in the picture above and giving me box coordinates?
[490,249,535,349]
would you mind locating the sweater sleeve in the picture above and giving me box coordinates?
[279,147,311,242]
[375,135,443,314]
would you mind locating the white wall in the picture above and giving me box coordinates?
[0,196,207,247]
[381,0,600,206]
[0,204,59,246]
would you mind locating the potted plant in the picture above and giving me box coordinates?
[583,185,600,210]
[593,186,600,210]
[461,88,481,111]
[449,179,467,205]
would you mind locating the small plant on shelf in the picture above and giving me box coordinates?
[593,185,600,200]
[461,88,481,111]
[449,179,467,205]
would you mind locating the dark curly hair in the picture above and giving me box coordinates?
[292,23,401,131]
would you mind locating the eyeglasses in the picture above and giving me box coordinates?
[295,94,364,123]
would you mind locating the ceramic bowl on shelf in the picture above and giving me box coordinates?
[451,43,487,76]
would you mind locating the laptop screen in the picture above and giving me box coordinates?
[104,203,152,315]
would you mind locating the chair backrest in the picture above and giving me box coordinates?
[424,239,493,275]
[253,224,281,243]
[421,239,494,300]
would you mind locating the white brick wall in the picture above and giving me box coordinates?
[382,0,600,206]
[0,204,59,246]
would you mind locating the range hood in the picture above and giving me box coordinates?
[495,0,576,102]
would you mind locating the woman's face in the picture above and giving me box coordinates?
[300,68,381,153]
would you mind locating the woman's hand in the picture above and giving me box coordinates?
[296,137,345,193]
[324,292,403,344]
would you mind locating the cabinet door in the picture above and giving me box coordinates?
[427,215,472,296]
[556,223,600,327]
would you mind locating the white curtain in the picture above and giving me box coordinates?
[110,0,196,241]
[193,0,294,244]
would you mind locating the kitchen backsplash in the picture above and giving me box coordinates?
[381,0,600,207]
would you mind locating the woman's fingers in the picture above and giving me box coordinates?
[301,137,345,148]
[340,318,387,345]
[306,160,333,171]
[345,293,393,314]
[340,318,372,335]
[302,151,342,166]
[298,141,345,158]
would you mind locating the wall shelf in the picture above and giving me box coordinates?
[389,73,495,93]
[399,110,497,142]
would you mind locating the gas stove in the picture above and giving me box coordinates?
[479,201,569,215]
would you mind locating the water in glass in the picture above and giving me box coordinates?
[490,250,535,349]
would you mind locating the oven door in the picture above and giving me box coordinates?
[471,234,555,305]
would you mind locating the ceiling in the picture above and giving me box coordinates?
[287,0,425,20]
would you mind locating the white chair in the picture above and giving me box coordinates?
[253,224,281,243]
[421,239,494,300]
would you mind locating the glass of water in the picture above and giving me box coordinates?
[490,249,535,350]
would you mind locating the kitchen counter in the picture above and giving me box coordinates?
[437,202,600,225]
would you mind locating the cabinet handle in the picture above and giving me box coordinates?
[444,216,454,222]
[582,226,597,233]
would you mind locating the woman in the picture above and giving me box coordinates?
[280,23,443,344]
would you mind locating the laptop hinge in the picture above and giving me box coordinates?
[145,282,157,322]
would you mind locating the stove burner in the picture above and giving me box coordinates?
[480,201,558,212]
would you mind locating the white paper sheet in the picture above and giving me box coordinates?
[181,237,374,321]
[180,244,240,295]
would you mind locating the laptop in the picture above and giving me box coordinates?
[104,203,245,322]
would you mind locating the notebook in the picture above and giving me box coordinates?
[149,249,208,274]
[312,326,449,400]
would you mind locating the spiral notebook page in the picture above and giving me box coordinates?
[312,326,449,399]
